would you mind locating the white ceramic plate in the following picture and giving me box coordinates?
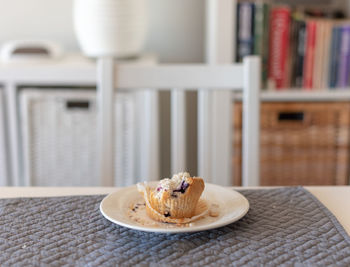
[100,182,249,233]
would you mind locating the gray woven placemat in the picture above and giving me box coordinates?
[0,187,349,266]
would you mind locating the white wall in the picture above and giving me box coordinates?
[0,0,205,63]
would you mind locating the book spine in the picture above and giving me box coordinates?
[337,26,350,88]
[236,3,255,62]
[346,28,350,87]
[313,20,324,90]
[329,27,342,88]
[261,4,270,89]
[317,21,327,89]
[303,21,317,89]
[254,3,269,88]
[294,21,306,88]
[268,6,291,89]
[288,17,297,88]
[253,3,264,55]
[322,21,332,89]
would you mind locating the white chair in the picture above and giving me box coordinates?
[97,56,260,186]
[0,89,9,185]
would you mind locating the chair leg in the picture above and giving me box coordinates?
[171,89,186,174]
[97,57,115,186]
[211,91,232,186]
[198,90,212,182]
[242,56,261,186]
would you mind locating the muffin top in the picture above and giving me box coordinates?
[155,172,191,199]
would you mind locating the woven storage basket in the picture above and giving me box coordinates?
[233,102,350,186]
[0,89,8,185]
[20,88,139,186]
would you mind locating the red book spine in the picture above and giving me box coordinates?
[303,21,317,89]
[268,7,291,89]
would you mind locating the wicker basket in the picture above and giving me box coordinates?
[233,102,350,186]
[20,89,138,186]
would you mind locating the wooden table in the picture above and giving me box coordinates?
[0,186,349,235]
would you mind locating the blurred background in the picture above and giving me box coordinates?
[1,0,350,187]
[0,0,205,63]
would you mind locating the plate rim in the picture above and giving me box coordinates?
[100,182,250,233]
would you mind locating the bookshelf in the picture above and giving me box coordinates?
[208,0,350,96]
[234,90,350,101]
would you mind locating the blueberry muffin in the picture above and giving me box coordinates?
[137,172,205,223]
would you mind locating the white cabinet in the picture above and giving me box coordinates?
[0,89,9,185]
[19,88,150,186]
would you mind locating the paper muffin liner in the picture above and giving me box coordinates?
[137,178,206,224]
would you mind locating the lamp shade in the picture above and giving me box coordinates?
[73,0,149,57]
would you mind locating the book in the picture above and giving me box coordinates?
[303,20,317,89]
[329,26,342,88]
[296,20,307,88]
[290,14,306,88]
[321,21,333,88]
[253,3,264,55]
[337,26,350,87]
[267,6,291,89]
[288,15,298,88]
[236,3,255,62]
[313,20,325,89]
[253,2,270,88]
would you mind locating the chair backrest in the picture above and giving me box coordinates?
[98,56,260,186]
